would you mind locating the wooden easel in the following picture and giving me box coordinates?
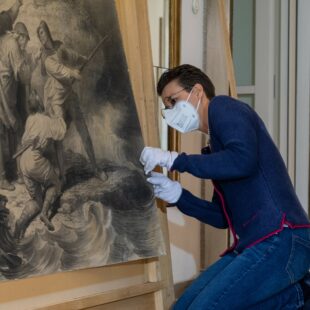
[217,0,238,98]
[0,1,174,309]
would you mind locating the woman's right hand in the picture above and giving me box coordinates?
[139,147,179,174]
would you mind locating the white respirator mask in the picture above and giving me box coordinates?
[162,89,201,133]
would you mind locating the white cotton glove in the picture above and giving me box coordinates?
[139,147,179,174]
[147,172,182,204]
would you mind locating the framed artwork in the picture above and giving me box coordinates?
[0,0,164,281]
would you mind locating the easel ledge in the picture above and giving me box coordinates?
[43,281,164,310]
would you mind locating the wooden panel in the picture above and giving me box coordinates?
[217,0,237,98]
[0,262,144,303]
[86,293,155,310]
[201,0,230,269]
[44,282,163,310]
[203,0,230,95]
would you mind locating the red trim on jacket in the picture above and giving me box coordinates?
[212,182,239,256]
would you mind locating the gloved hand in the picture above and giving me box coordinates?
[139,147,178,174]
[147,172,182,204]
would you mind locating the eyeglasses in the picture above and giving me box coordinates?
[162,88,187,108]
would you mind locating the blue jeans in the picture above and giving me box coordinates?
[173,228,310,309]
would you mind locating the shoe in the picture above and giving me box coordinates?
[0,180,15,191]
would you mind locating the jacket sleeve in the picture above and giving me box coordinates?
[171,97,259,180]
[175,188,228,228]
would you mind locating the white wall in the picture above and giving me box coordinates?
[180,0,204,68]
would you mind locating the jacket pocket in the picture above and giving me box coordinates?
[285,230,310,283]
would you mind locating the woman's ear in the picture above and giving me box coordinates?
[193,83,203,99]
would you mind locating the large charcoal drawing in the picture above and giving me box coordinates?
[0,0,164,281]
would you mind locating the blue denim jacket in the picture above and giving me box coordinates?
[171,95,310,253]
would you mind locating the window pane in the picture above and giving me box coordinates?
[232,0,255,86]
[239,94,255,108]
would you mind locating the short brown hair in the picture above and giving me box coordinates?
[157,64,215,100]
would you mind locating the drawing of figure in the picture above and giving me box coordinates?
[0,21,30,190]
[14,90,66,239]
[0,194,22,269]
[37,20,101,181]
[15,21,37,129]
[0,0,23,36]
[13,22,34,186]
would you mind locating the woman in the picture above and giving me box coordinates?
[140,64,310,309]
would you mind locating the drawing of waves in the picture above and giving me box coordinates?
[0,165,165,281]
[0,202,115,280]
